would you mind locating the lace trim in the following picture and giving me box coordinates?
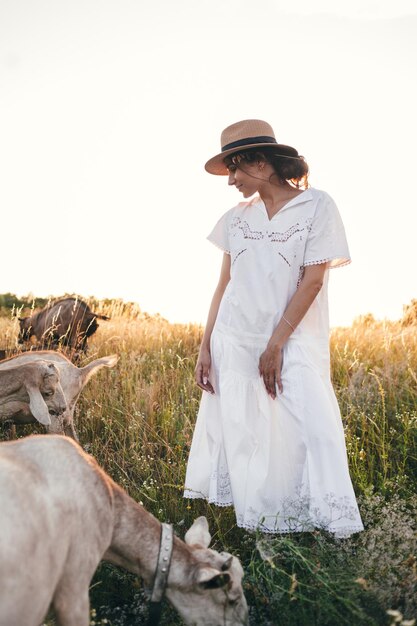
[183,492,363,537]
[183,487,364,538]
[303,257,351,269]
[206,235,230,255]
[184,492,234,508]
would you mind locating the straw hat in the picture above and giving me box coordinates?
[205,119,299,175]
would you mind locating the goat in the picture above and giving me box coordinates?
[0,361,67,431]
[0,351,118,439]
[0,435,249,626]
[18,297,109,355]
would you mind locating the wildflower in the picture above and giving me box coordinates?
[386,609,403,623]
[359,449,366,460]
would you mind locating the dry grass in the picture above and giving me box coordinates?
[1,300,416,625]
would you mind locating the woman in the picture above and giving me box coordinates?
[184,119,363,537]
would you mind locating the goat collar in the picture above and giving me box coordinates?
[148,523,174,626]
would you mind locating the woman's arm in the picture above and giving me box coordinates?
[195,252,231,393]
[259,263,327,399]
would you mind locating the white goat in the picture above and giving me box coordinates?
[0,361,67,429]
[0,351,118,439]
[0,435,248,626]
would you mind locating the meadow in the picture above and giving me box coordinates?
[0,296,416,626]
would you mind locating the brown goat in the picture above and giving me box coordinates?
[18,297,109,354]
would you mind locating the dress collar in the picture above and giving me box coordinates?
[256,189,313,220]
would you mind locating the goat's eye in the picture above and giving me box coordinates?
[43,391,54,397]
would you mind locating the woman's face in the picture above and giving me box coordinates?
[226,156,267,198]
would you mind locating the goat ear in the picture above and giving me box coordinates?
[196,567,231,589]
[184,516,211,548]
[221,555,233,571]
[24,382,51,426]
[79,355,119,387]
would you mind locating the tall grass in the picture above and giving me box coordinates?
[1,300,416,625]
[331,317,417,494]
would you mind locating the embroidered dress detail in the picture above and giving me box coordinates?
[231,217,264,240]
[267,223,303,242]
[297,266,305,287]
[232,248,247,266]
[185,188,363,537]
[278,252,291,267]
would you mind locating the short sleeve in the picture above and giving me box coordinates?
[303,193,350,269]
[207,210,231,254]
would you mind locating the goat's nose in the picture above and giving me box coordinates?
[49,405,66,417]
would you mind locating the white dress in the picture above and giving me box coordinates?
[184,188,364,537]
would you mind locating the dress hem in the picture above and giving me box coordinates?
[184,491,234,508]
[183,493,364,538]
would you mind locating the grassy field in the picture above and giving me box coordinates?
[1,298,416,626]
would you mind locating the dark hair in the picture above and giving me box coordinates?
[225,146,309,189]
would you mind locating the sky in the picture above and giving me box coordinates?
[1,0,416,326]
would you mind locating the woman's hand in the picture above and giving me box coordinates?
[195,346,215,394]
[259,343,283,399]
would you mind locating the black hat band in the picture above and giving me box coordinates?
[222,136,276,152]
